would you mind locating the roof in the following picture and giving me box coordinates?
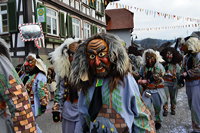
[105,8,134,30]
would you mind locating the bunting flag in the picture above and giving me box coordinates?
[133,23,200,31]
[110,2,200,23]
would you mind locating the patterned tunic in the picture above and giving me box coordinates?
[21,72,49,117]
[79,73,155,133]
[0,56,36,133]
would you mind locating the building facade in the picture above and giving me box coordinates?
[106,8,134,47]
[0,0,116,66]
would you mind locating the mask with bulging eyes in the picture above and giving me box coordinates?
[166,51,173,62]
[62,42,79,63]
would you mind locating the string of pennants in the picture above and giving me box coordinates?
[109,2,200,23]
[134,23,200,31]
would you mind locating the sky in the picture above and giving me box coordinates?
[106,0,200,40]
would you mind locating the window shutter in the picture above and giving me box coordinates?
[59,12,66,37]
[8,0,17,33]
[101,0,104,13]
[94,0,96,9]
[94,25,97,34]
[89,0,96,9]
[91,25,94,35]
[37,3,47,33]
[66,14,73,37]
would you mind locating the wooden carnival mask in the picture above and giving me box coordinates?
[145,52,156,67]
[86,39,111,78]
[24,55,36,73]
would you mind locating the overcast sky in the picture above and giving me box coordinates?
[106,0,200,40]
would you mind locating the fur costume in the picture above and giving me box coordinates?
[140,49,166,130]
[69,33,155,133]
[49,38,80,79]
[160,47,183,116]
[69,33,130,90]
[185,37,200,53]
[181,37,200,132]
[49,38,82,133]
[27,53,47,75]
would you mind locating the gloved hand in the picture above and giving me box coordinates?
[52,111,61,122]
[41,105,46,114]
[82,122,89,133]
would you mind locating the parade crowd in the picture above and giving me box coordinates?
[0,33,200,133]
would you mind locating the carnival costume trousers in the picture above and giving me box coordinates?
[142,90,163,123]
[163,85,178,112]
[62,118,81,133]
[186,80,200,132]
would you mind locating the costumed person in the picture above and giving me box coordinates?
[0,38,37,133]
[47,67,56,101]
[160,47,183,116]
[69,33,155,133]
[138,49,166,130]
[179,36,200,132]
[127,45,143,81]
[20,53,49,133]
[49,38,82,133]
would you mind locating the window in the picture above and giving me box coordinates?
[86,8,90,16]
[96,0,101,12]
[63,0,70,5]
[91,9,95,18]
[97,27,101,33]
[72,17,80,38]
[82,0,89,5]
[0,4,8,33]
[83,22,91,39]
[70,0,75,8]
[82,5,86,14]
[46,8,58,35]
[75,1,79,10]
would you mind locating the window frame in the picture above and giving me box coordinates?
[46,7,59,36]
[0,3,8,34]
[72,17,81,38]
[83,22,91,39]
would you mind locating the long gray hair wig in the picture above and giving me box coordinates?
[69,33,130,89]
[49,38,81,79]
[0,38,11,61]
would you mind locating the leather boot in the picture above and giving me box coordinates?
[171,104,176,115]
[163,104,168,116]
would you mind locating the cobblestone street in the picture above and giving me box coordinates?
[37,87,192,133]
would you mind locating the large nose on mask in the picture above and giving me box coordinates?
[24,61,29,66]
[95,56,101,66]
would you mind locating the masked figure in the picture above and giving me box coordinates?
[47,67,56,101]
[138,49,166,130]
[160,47,183,116]
[69,33,155,133]
[21,53,49,133]
[49,38,82,133]
[179,37,200,132]
[0,38,37,133]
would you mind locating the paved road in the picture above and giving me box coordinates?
[37,87,192,133]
